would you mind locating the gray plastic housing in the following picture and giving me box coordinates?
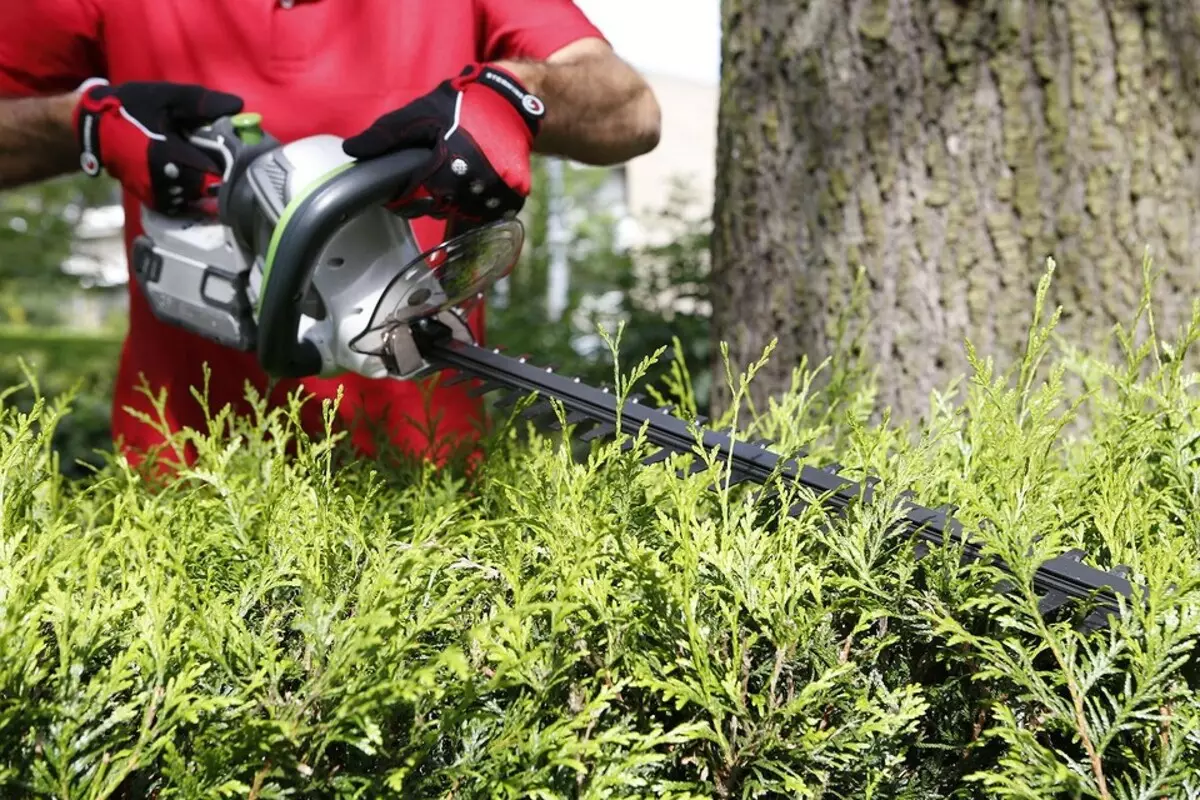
[131,117,280,351]
[129,118,503,382]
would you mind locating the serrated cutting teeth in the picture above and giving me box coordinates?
[412,326,1141,634]
[519,398,556,420]
[441,371,475,387]
[492,390,526,410]
[542,409,597,431]
[642,448,674,466]
[580,424,615,442]
[674,459,712,480]
[1038,590,1072,615]
[467,380,508,397]
[709,469,755,490]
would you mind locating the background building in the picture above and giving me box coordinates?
[572,71,718,250]
[625,72,718,232]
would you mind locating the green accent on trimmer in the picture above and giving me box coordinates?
[232,112,264,144]
[258,161,357,313]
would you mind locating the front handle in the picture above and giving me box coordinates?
[186,113,274,187]
[181,113,285,253]
[255,147,432,378]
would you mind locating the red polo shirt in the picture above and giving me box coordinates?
[0,0,604,468]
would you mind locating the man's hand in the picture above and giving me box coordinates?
[343,64,543,224]
[494,38,661,167]
[74,79,244,214]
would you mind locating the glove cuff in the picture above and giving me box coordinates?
[454,62,546,137]
[72,80,117,177]
[74,76,110,96]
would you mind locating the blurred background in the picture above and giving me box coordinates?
[0,0,722,476]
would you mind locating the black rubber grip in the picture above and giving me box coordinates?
[255,148,430,378]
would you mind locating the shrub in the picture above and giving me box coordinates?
[0,174,119,305]
[0,323,120,478]
[1,261,1198,799]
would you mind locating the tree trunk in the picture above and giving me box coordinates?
[711,0,1200,422]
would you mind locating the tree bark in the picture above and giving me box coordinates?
[711,0,1200,422]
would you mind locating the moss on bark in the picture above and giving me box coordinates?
[711,0,1200,422]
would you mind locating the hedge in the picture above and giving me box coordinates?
[0,323,121,477]
[1,264,1198,799]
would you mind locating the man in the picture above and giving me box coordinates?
[0,0,661,469]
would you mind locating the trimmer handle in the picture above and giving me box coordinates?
[254,147,432,378]
[185,113,272,185]
[184,113,285,242]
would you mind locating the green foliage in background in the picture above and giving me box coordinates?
[0,172,123,474]
[1,262,1198,798]
[0,324,120,478]
[0,173,118,326]
[489,156,711,410]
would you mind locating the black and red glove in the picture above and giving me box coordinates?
[73,79,245,214]
[342,63,545,223]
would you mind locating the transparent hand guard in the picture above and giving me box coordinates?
[348,217,524,359]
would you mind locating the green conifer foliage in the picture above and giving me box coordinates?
[0,262,1197,798]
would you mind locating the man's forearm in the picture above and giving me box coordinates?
[0,93,81,190]
[495,41,661,166]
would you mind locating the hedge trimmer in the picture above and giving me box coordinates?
[131,112,1137,632]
